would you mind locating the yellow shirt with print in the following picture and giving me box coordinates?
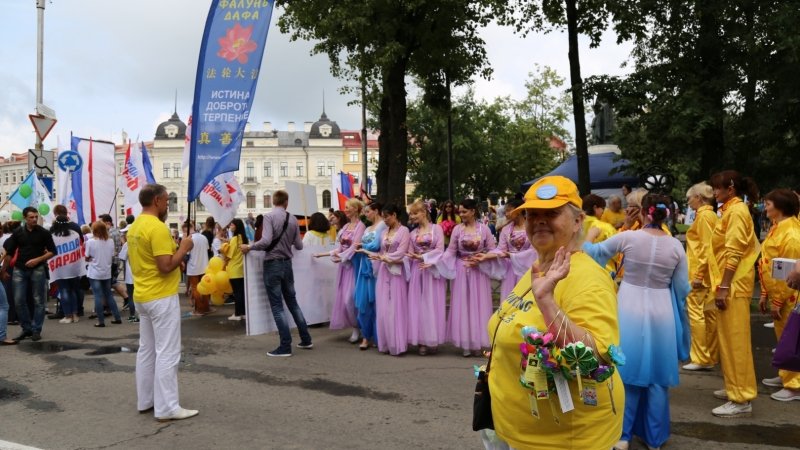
[225,235,244,279]
[759,216,800,307]
[487,252,624,450]
[127,214,180,303]
[711,197,759,298]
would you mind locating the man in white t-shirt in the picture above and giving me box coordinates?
[185,222,211,315]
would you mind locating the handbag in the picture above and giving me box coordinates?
[473,315,504,432]
[772,302,800,372]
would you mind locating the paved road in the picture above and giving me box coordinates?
[0,295,798,450]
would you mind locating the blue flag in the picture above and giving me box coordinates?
[188,0,275,201]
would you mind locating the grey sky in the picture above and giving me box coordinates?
[0,0,632,156]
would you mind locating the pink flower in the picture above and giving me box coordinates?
[217,23,258,64]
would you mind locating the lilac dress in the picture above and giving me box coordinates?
[329,221,366,329]
[375,225,410,355]
[406,224,447,347]
[492,225,536,300]
[442,223,497,351]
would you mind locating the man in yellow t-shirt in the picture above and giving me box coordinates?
[127,183,197,422]
[600,195,626,229]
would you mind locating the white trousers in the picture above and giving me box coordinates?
[136,294,182,417]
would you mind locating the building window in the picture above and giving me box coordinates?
[263,191,272,208]
[173,163,181,178]
[327,162,335,176]
[246,161,254,177]
[280,162,288,177]
[163,163,170,178]
[246,191,255,208]
[12,173,16,183]
[168,192,178,212]
[349,151,358,162]
[4,172,7,184]
[317,162,325,177]
[296,162,304,177]
[263,162,272,177]
[246,140,254,147]
[322,190,331,209]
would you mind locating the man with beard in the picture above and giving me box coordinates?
[127,184,197,421]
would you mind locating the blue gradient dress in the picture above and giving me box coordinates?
[354,222,386,343]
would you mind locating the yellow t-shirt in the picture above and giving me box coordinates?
[759,216,800,307]
[600,209,626,229]
[711,197,759,298]
[583,215,617,243]
[487,252,624,450]
[225,235,244,279]
[127,214,179,303]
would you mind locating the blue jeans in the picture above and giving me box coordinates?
[90,278,121,324]
[263,259,311,351]
[58,277,81,316]
[13,265,47,334]
[0,284,9,340]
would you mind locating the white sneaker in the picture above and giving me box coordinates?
[770,388,800,402]
[762,376,783,387]
[764,321,775,328]
[713,389,728,400]
[682,362,714,371]
[348,329,360,343]
[712,401,752,417]
[58,317,73,324]
[228,315,242,321]
[156,407,199,422]
[613,440,629,450]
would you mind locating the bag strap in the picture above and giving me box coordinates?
[265,212,290,253]
[486,287,532,372]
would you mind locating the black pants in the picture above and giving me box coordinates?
[230,278,245,316]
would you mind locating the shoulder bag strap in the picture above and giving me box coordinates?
[265,212,291,253]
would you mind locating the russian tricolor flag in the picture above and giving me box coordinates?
[332,171,356,210]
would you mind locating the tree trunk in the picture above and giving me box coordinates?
[697,2,726,176]
[565,0,591,196]
[376,58,409,208]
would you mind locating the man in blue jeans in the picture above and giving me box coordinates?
[241,190,312,357]
[1,206,56,342]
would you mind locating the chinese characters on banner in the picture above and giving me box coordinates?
[188,0,275,201]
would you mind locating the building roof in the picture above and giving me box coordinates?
[309,111,341,139]
[277,131,309,147]
[341,130,379,149]
[155,112,187,140]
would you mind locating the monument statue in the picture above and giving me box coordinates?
[590,99,615,145]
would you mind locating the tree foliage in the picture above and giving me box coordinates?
[276,0,498,208]
[407,67,570,202]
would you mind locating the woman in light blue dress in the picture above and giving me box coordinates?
[583,193,691,450]
[354,203,385,350]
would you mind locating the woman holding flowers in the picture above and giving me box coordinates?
[484,176,623,450]
[584,193,690,450]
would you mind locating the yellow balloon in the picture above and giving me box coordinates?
[207,257,225,274]
[210,292,225,306]
[196,281,211,296]
[214,271,230,290]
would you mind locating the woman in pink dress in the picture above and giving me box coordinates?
[367,204,410,356]
[474,198,536,300]
[314,198,365,342]
[441,198,497,356]
[406,200,447,355]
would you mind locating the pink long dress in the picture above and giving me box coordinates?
[329,221,366,329]
[442,223,497,351]
[406,224,447,347]
[375,225,410,355]
[492,224,536,300]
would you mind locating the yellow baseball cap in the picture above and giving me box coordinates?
[515,176,582,212]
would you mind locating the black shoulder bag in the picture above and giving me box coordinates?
[265,212,290,253]
[473,314,504,431]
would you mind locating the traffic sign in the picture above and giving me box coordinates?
[28,149,54,176]
[57,150,83,172]
[29,114,57,142]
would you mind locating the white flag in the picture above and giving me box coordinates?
[199,172,243,227]
[121,141,151,217]
[30,172,55,223]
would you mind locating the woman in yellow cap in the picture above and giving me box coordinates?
[757,188,800,401]
[483,176,623,450]
[709,170,759,417]
[682,182,719,371]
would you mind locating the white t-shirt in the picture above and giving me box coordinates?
[85,238,115,280]
[186,232,209,276]
[118,242,133,284]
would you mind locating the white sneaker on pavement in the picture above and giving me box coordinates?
[682,363,714,371]
[762,376,783,387]
[228,315,242,321]
[770,388,800,402]
[712,401,751,418]
[713,389,728,400]
[156,407,199,422]
[764,321,775,328]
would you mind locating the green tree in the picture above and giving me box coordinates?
[277,0,497,208]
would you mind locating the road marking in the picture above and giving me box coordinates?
[0,440,42,450]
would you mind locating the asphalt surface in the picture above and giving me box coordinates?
[0,293,798,450]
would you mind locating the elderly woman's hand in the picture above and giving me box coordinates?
[531,246,571,301]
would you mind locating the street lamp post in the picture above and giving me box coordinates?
[35,0,46,151]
